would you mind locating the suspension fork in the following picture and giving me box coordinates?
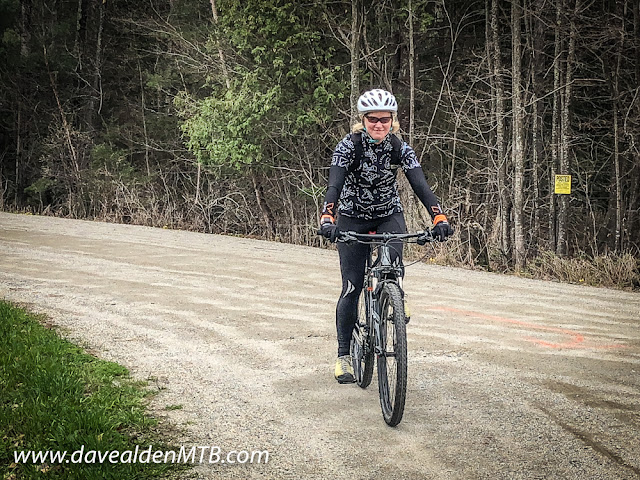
[370,279,388,356]
[362,272,376,356]
[372,277,405,356]
[368,244,403,356]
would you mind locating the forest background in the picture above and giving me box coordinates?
[1,0,639,288]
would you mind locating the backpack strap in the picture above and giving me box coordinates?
[389,134,403,166]
[348,132,403,173]
[348,132,364,174]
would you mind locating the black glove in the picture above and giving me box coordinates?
[319,221,340,243]
[432,215,453,241]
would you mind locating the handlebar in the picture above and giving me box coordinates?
[335,229,435,245]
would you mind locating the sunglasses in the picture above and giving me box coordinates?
[364,115,393,125]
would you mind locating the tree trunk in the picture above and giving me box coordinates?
[408,0,415,146]
[399,0,420,233]
[532,96,541,250]
[350,0,361,124]
[44,46,78,175]
[484,0,497,266]
[87,0,105,131]
[557,0,579,256]
[74,0,86,71]
[210,0,231,89]
[251,172,276,238]
[612,0,624,252]
[530,0,545,251]
[550,0,561,252]
[512,0,525,270]
[207,0,230,213]
[613,102,621,252]
[0,154,4,210]
[491,0,509,256]
[15,106,22,206]
[629,0,640,248]
[15,0,32,205]
[138,61,151,178]
[20,0,31,57]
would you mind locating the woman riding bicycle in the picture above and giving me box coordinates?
[319,88,453,384]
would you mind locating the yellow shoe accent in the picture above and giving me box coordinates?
[404,297,411,323]
[334,355,355,384]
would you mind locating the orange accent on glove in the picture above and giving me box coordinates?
[320,214,335,224]
[433,214,448,226]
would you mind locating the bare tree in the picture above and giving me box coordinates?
[408,0,415,146]
[528,0,545,249]
[491,0,509,255]
[87,0,105,131]
[209,0,231,90]
[610,0,625,251]
[201,0,233,207]
[556,0,579,256]
[629,0,640,245]
[15,0,33,205]
[350,0,361,124]
[512,0,525,269]
[550,0,561,252]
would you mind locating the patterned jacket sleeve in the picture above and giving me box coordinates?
[320,136,355,223]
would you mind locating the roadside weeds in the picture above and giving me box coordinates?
[0,300,188,480]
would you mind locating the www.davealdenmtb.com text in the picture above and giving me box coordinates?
[13,445,270,465]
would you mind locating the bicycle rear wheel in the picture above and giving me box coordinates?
[351,290,374,388]
[376,282,407,426]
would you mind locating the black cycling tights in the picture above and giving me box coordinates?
[335,212,406,357]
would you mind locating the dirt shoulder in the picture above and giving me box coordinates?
[1,212,639,479]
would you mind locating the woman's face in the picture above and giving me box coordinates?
[363,111,394,143]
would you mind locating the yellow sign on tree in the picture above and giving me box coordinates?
[555,175,572,194]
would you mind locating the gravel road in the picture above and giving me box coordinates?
[1,212,639,479]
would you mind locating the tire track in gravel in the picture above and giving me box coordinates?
[2,212,640,480]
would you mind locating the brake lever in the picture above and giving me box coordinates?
[416,230,433,246]
[335,231,356,244]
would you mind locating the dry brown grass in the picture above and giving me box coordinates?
[406,236,639,291]
[524,251,640,290]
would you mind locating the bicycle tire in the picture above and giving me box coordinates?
[351,290,374,388]
[376,282,407,426]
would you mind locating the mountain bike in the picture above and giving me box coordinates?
[337,229,435,427]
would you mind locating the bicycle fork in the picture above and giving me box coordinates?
[368,279,388,358]
[371,279,404,359]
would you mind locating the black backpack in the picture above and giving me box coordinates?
[348,132,403,174]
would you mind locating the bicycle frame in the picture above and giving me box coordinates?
[340,231,430,354]
[366,240,403,357]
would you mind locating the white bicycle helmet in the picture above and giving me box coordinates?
[357,89,398,113]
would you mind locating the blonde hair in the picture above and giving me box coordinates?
[352,113,401,135]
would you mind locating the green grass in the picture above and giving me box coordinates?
[0,301,185,479]
[164,405,183,411]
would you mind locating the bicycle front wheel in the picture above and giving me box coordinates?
[376,282,407,426]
